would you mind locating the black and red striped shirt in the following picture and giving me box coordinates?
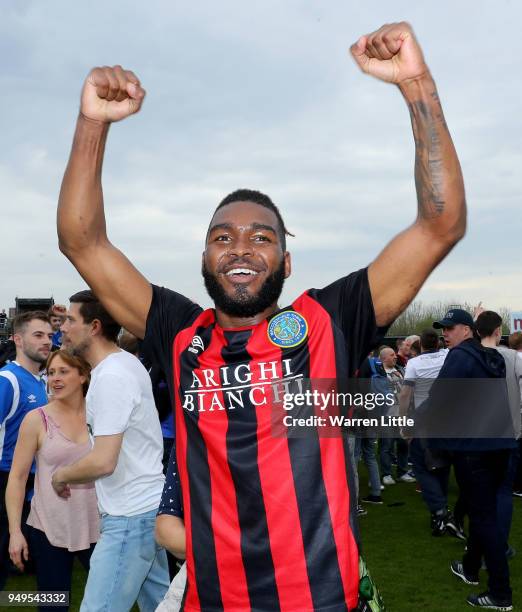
[145,268,383,612]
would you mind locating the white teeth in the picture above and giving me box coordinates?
[226,268,258,276]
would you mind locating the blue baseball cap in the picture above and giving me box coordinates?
[433,308,474,329]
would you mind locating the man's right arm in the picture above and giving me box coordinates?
[0,374,15,424]
[58,66,151,338]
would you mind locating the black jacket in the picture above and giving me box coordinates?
[420,338,516,451]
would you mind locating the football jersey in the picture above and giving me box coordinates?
[0,361,47,471]
[144,268,383,612]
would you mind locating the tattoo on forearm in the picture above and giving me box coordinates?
[409,90,449,218]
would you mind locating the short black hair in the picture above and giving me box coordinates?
[420,328,440,351]
[209,189,294,250]
[12,311,50,335]
[475,311,503,339]
[69,290,121,343]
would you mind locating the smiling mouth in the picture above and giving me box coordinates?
[223,267,261,284]
[225,268,259,277]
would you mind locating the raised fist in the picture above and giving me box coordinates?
[350,22,428,84]
[80,65,146,123]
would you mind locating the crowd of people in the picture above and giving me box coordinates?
[1,304,521,611]
[1,18,521,612]
[0,303,178,610]
[354,317,522,611]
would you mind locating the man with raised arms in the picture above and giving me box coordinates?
[57,22,466,612]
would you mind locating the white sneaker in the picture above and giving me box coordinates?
[369,482,385,491]
[382,475,396,485]
[399,473,416,483]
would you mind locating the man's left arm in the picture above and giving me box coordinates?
[351,23,466,327]
[52,434,122,497]
[399,384,413,418]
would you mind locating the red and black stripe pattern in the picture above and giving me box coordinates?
[172,290,364,612]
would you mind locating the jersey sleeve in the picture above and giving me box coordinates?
[311,268,388,371]
[157,443,183,518]
[143,285,203,379]
[0,374,15,424]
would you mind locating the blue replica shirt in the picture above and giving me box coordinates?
[51,330,63,349]
[160,412,174,439]
[0,362,47,471]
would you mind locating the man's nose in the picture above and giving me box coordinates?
[228,235,253,257]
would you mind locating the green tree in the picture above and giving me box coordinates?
[388,301,511,336]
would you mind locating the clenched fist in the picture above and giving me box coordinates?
[350,22,428,84]
[80,65,146,123]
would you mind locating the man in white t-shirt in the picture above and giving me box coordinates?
[398,328,464,539]
[52,290,169,612]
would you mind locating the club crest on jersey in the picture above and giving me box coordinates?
[267,311,308,348]
[188,335,205,354]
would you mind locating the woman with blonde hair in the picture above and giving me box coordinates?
[6,350,99,610]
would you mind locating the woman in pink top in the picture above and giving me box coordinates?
[6,350,99,609]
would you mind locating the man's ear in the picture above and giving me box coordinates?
[91,319,103,337]
[283,251,292,279]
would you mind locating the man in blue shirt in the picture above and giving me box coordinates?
[49,304,67,350]
[0,311,51,589]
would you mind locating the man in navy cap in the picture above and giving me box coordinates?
[426,308,516,609]
[433,308,475,349]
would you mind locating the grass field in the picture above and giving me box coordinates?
[358,465,522,611]
[5,466,521,611]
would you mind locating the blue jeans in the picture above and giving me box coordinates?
[380,435,408,478]
[410,438,449,513]
[346,434,359,500]
[355,437,381,496]
[80,508,169,612]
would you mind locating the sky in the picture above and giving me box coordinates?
[1,1,520,317]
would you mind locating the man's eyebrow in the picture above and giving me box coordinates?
[208,222,277,234]
[208,222,234,233]
[251,223,276,234]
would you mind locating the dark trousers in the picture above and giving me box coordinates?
[162,436,178,581]
[513,439,522,492]
[28,525,94,612]
[497,446,519,546]
[453,449,512,600]
[0,470,34,590]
